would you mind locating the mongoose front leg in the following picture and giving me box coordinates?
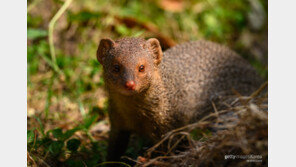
[106,129,130,162]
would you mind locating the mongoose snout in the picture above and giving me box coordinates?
[125,80,136,90]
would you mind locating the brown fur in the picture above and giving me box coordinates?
[96,37,263,161]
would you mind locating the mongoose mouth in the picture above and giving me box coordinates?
[117,87,138,96]
[107,81,137,96]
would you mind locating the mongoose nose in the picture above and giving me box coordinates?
[125,81,136,90]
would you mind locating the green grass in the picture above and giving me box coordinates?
[27,0,268,166]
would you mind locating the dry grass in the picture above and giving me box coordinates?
[129,84,268,167]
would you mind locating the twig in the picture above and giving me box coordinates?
[248,81,268,102]
[48,0,73,74]
[166,133,187,155]
[27,151,37,166]
[121,156,140,164]
[211,101,221,124]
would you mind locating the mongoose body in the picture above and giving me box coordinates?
[96,38,262,161]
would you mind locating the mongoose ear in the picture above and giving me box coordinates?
[97,38,115,64]
[147,38,163,65]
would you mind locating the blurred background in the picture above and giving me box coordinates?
[27,0,267,166]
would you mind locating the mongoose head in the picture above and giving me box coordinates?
[97,37,163,96]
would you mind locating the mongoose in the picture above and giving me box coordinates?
[96,37,263,161]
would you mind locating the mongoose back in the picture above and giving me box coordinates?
[96,37,263,161]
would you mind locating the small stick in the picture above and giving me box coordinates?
[48,0,73,75]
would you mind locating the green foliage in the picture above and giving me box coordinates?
[82,114,99,130]
[27,130,35,143]
[27,14,43,27]
[51,128,64,140]
[27,115,102,164]
[27,28,48,40]
[68,10,102,22]
[27,40,50,75]
[49,141,64,155]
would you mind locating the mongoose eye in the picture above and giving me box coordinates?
[113,65,120,73]
[139,65,145,72]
